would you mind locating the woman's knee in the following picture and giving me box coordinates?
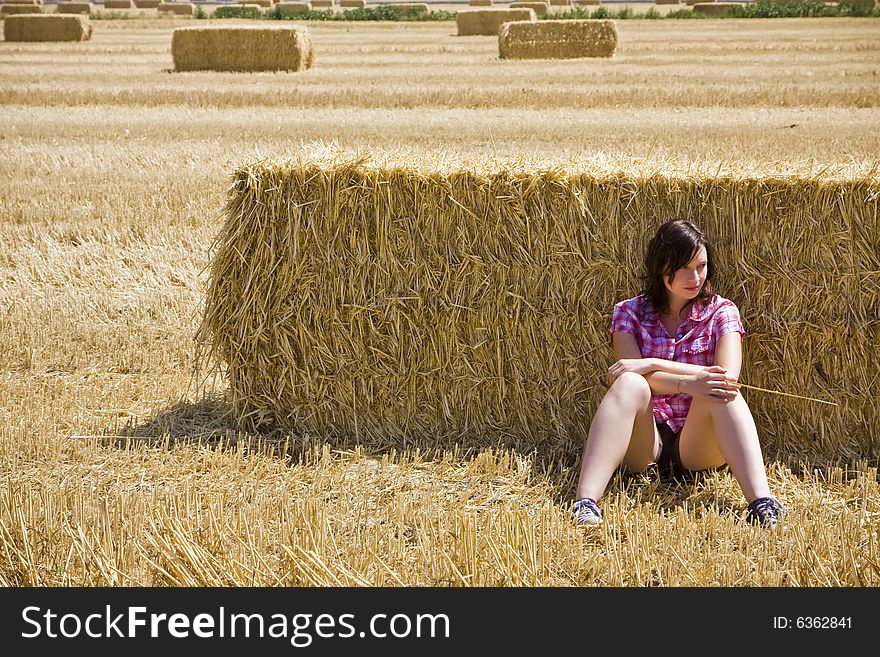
[609,371,652,407]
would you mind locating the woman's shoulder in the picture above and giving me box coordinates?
[614,293,648,313]
[693,294,742,323]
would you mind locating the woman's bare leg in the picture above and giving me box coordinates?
[576,372,661,502]
[678,395,771,503]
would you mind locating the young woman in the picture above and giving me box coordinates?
[573,219,786,528]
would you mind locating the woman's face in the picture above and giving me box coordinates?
[664,245,708,302]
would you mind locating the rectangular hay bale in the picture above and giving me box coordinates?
[103,0,133,7]
[3,12,91,39]
[197,152,880,459]
[132,0,160,6]
[499,19,618,59]
[172,25,314,72]
[339,0,365,7]
[56,1,92,13]
[509,1,548,15]
[157,1,194,14]
[456,8,536,37]
[1,4,44,13]
[311,0,334,6]
[276,1,311,10]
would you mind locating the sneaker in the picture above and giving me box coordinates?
[746,496,786,528]
[573,497,602,526]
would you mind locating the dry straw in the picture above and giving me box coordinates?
[457,8,536,37]
[576,0,600,5]
[469,0,494,6]
[197,150,879,461]
[3,13,91,40]
[244,0,275,6]
[132,0,159,7]
[56,1,92,13]
[0,0,41,4]
[654,0,681,4]
[103,0,133,7]
[509,2,549,16]
[339,0,365,7]
[311,0,334,6]
[172,25,314,72]
[499,19,618,59]
[549,0,571,4]
[1,4,43,13]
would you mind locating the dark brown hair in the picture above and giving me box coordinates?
[641,219,715,317]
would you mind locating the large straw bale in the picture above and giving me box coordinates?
[510,1,548,15]
[339,0,365,6]
[0,0,41,5]
[241,0,273,5]
[172,25,313,72]
[1,4,43,13]
[56,2,92,13]
[576,0,600,4]
[277,1,311,10]
[311,0,333,6]
[157,2,194,14]
[654,0,681,4]
[103,0,133,7]
[499,19,618,59]
[3,12,91,39]
[548,0,571,4]
[469,0,493,6]
[456,8,536,37]
[198,152,880,459]
[133,0,159,6]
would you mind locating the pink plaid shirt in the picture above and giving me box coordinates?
[609,293,745,432]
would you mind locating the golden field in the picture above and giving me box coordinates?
[0,15,878,586]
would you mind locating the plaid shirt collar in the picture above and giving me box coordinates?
[639,294,715,327]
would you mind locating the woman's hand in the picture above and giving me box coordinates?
[680,365,740,402]
[607,358,655,386]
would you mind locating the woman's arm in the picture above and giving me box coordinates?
[646,333,742,400]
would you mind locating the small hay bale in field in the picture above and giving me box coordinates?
[311,0,333,6]
[198,151,880,459]
[56,2,92,13]
[133,0,159,6]
[510,1,548,14]
[240,0,273,6]
[340,0,365,7]
[172,25,313,72]
[157,2,194,15]
[394,2,429,15]
[692,2,739,13]
[4,13,91,40]
[1,4,43,13]
[499,19,617,59]
[1,0,41,5]
[548,0,571,5]
[103,0,133,7]
[654,0,681,4]
[469,0,493,6]
[457,8,536,37]
[575,0,600,5]
[277,1,311,11]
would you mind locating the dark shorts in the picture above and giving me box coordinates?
[655,422,724,482]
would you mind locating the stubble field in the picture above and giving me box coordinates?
[1,15,879,586]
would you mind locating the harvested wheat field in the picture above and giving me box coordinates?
[0,15,879,599]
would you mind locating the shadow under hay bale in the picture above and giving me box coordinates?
[172,25,314,72]
[197,152,879,462]
[3,13,91,40]
[457,8,536,37]
[499,19,619,60]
